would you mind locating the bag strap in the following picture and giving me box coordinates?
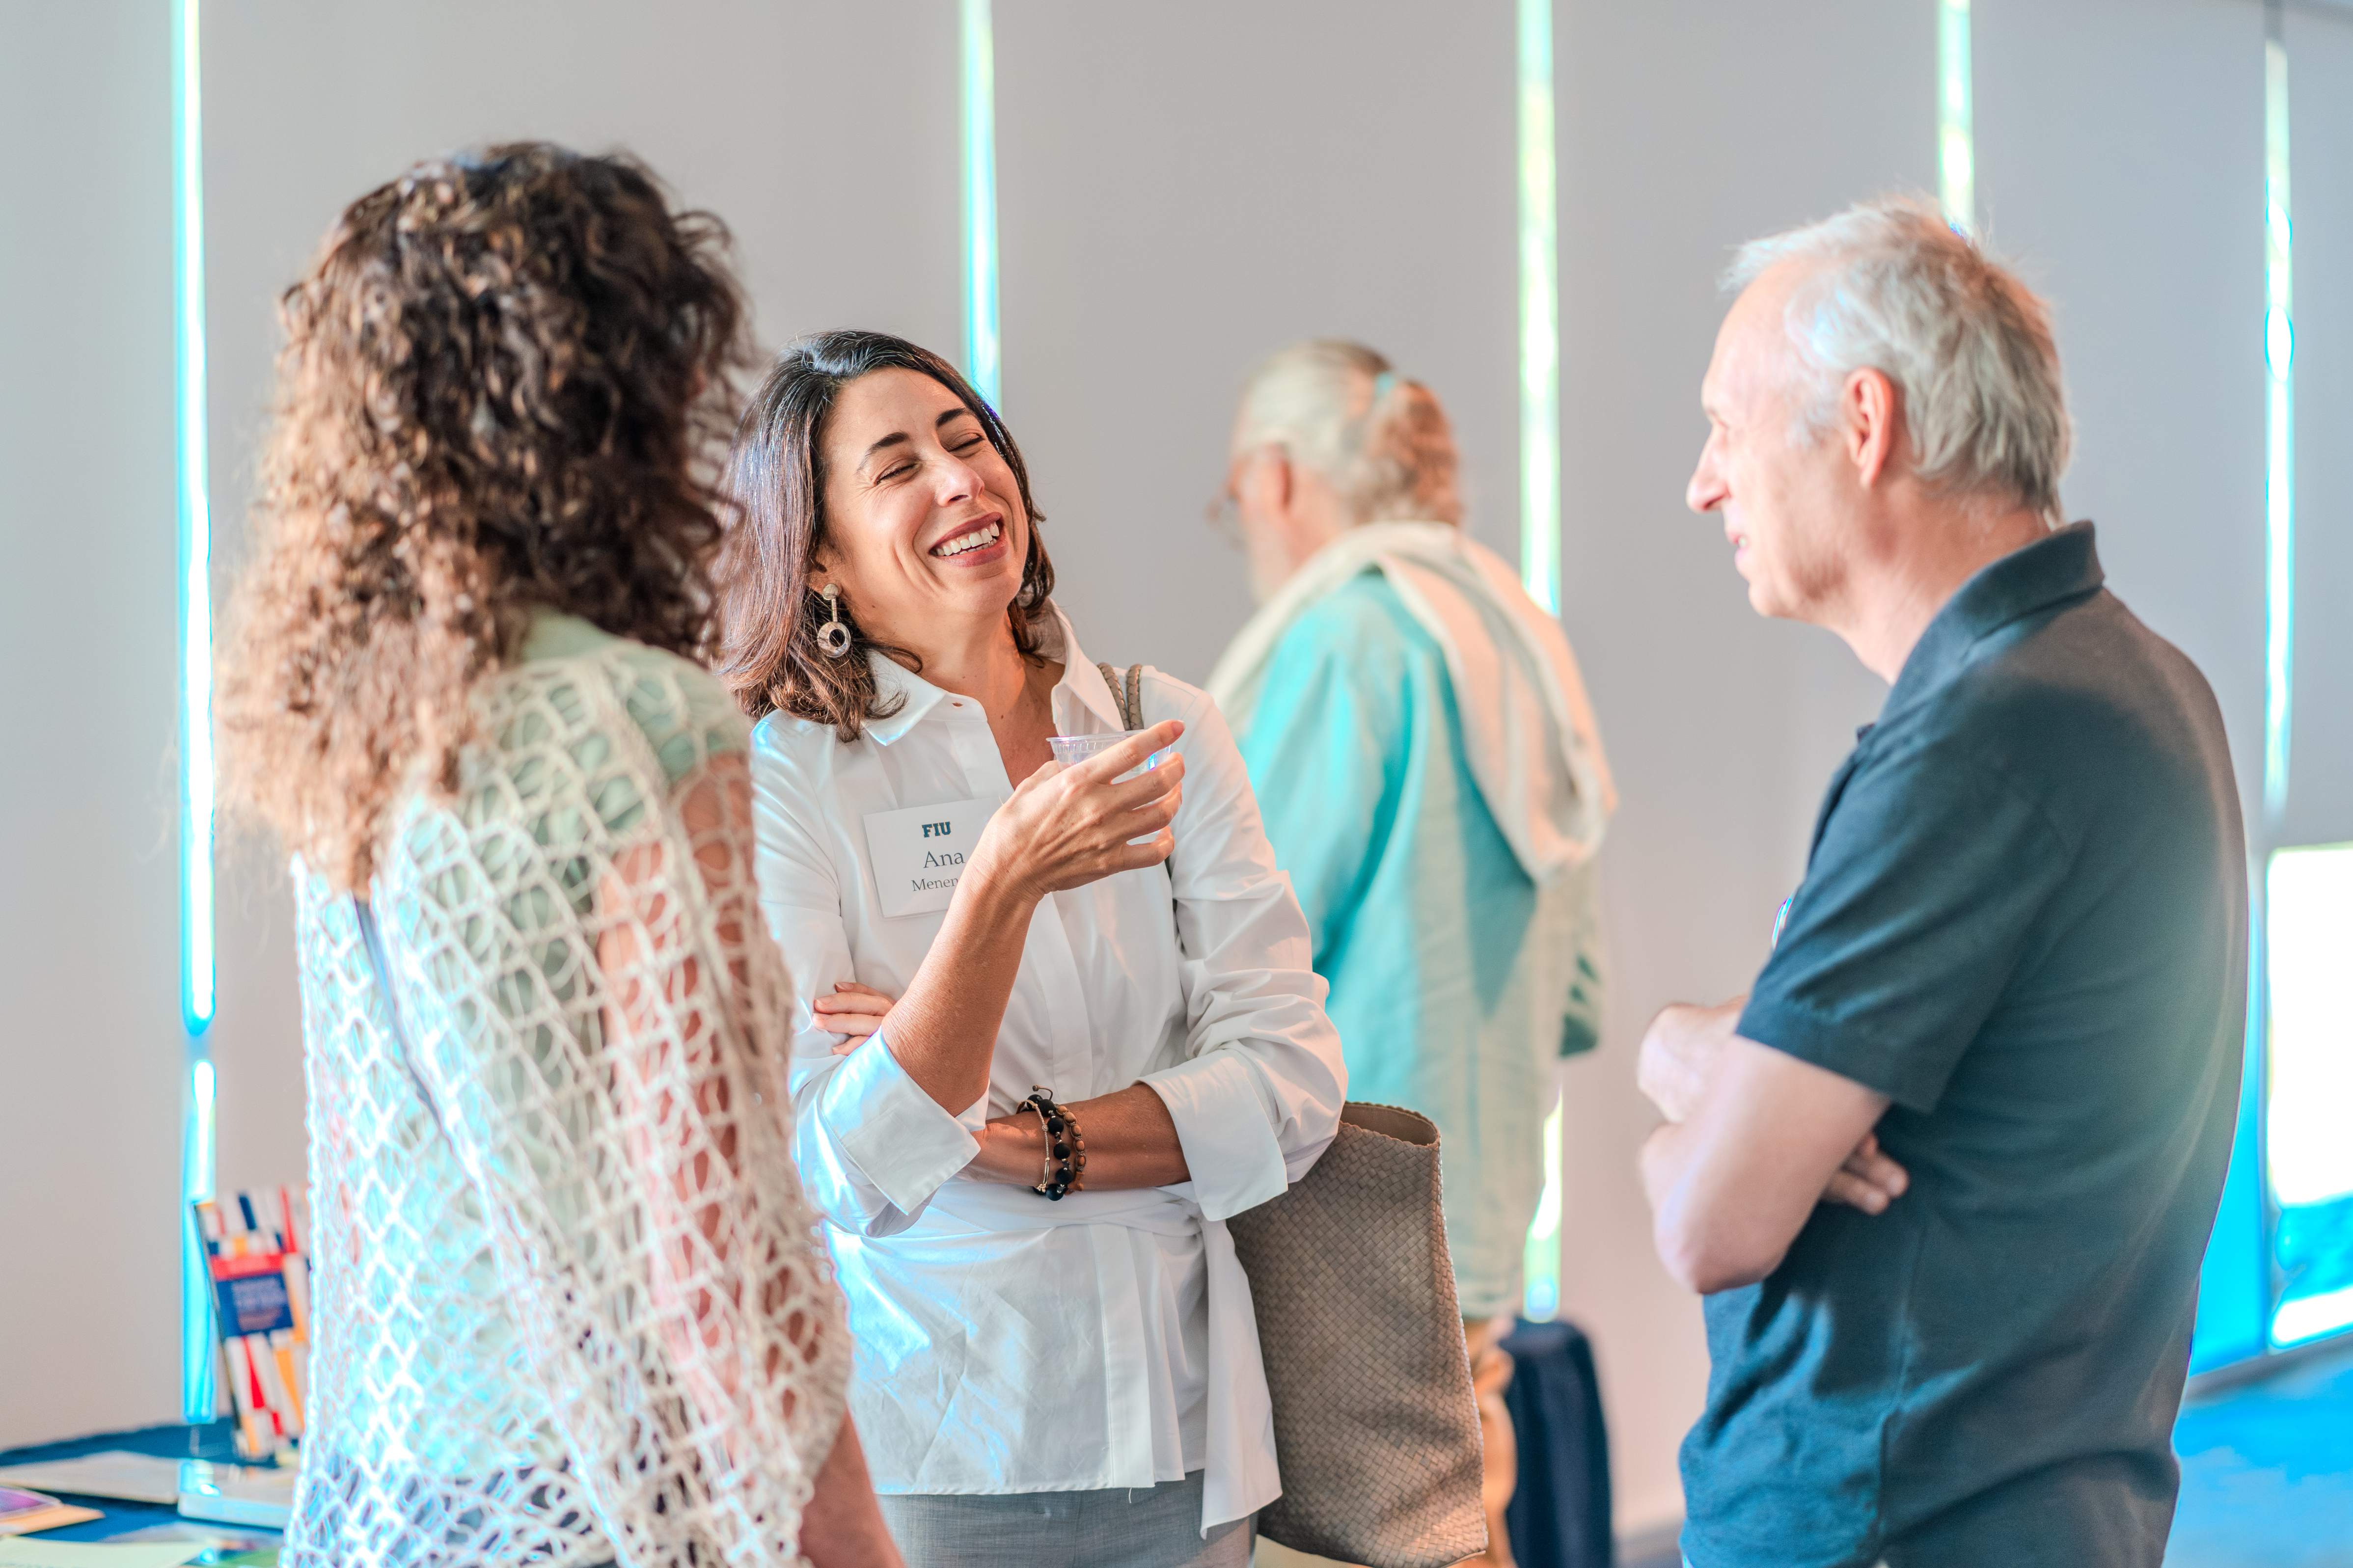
[1095,662,1179,908]
[1095,661,1146,730]
[353,895,450,1136]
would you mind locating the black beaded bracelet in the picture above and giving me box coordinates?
[1020,1087,1086,1200]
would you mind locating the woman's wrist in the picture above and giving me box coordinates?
[955,844,1041,921]
[966,1116,1047,1186]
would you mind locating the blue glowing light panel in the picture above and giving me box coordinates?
[1938,0,1974,233]
[173,0,219,1423]
[960,0,999,408]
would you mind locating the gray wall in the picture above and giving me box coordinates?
[2285,3,2353,849]
[1977,0,2268,825]
[2,0,2345,1541]
[0,0,182,1449]
[995,0,1520,684]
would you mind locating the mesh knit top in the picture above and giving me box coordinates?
[281,613,850,1567]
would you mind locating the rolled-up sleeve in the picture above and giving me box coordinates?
[1141,686,1348,1222]
[751,726,980,1236]
[793,1035,979,1236]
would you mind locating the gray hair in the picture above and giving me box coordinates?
[1233,339,1464,527]
[1728,195,2072,522]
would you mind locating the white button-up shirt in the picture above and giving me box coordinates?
[748,606,1346,1532]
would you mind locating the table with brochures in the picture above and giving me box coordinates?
[0,1421,279,1566]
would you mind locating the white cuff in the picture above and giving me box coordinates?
[1144,1051,1288,1223]
[818,1032,981,1218]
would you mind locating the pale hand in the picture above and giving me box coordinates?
[812,981,893,1054]
[1639,996,1909,1215]
[1636,999,1743,1125]
[1824,1132,1910,1215]
[966,721,1186,902]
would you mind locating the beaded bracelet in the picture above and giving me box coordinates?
[1019,1087,1086,1200]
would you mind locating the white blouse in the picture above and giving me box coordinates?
[749,606,1346,1532]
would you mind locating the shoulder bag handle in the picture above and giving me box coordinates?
[1096,661,1145,730]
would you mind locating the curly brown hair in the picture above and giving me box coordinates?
[218,142,751,891]
[716,330,1055,737]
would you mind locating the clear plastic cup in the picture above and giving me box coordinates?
[1048,729,1175,780]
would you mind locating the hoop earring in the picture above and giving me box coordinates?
[815,584,853,660]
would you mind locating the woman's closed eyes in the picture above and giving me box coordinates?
[872,430,987,487]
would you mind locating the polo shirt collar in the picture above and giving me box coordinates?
[858,599,1122,745]
[1886,520,2104,715]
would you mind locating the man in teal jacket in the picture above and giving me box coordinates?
[1210,341,1614,1568]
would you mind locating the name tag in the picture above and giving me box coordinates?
[863,797,996,919]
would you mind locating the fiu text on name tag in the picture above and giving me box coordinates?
[862,797,997,918]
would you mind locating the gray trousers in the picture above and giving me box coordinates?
[877,1471,1253,1568]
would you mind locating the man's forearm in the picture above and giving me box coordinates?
[1639,1118,1694,1225]
[1638,1033,1895,1296]
[1644,1115,1790,1296]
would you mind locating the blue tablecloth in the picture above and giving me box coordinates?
[0,1419,257,1544]
[1502,1319,1615,1568]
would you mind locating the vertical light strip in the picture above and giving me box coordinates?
[1517,0,1565,1320]
[959,0,1001,408]
[1937,0,1975,233]
[173,0,218,1425]
[2264,845,2353,1211]
[1520,1092,1564,1322]
[175,0,214,1037]
[1516,0,1560,616]
[2263,2,2294,823]
[182,1059,218,1421]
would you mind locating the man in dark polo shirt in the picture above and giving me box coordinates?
[1642,196,2247,1568]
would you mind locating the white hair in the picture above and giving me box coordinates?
[1728,195,2072,522]
[1232,339,1464,526]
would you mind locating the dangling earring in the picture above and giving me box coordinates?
[815,584,853,659]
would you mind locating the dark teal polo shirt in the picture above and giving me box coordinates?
[1680,523,2249,1568]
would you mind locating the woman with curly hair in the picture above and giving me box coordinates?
[218,144,900,1567]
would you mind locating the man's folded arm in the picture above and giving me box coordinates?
[1641,1034,1891,1295]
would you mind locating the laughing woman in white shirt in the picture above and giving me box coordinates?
[715,331,1347,1568]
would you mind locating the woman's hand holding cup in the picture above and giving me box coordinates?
[968,720,1185,903]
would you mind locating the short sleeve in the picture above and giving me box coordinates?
[1737,740,2075,1113]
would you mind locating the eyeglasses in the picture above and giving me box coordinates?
[1204,444,1281,546]
[1204,488,1241,545]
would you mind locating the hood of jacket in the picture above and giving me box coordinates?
[1207,520,1614,882]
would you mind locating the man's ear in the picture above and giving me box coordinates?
[1843,367,1902,489]
[1265,447,1298,518]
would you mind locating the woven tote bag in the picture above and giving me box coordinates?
[1094,665,1483,1564]
[1225,1103,1487,1568]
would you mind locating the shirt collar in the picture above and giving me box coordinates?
[1884,520,2105,715]
[857,600,1123,744]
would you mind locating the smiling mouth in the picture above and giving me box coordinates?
[930,517,1004,558]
